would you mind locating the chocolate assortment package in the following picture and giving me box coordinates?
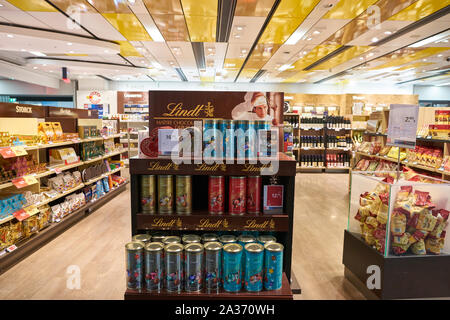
[355,180,449,256]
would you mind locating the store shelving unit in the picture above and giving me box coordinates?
[0,181,128,274]
[324,124,352,172]
[119,120,148,166]
[353,131,450,180]
[0,102,129,274]
[124,153,297,300]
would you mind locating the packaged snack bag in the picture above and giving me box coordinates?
[425,237,441,255]
[391,208,407,236]
[411,239,426,255]
[9,221,24,243]
[51,204,62,223]
[416,209,438,232]
[23,216,39,238]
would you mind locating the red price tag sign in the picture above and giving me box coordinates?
[53,167,62,174]
[12,177,28,189]
[0,147,16,158]
[13,209,30,221]
[6,245,17,253]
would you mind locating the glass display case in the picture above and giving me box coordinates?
[348,171,450,257]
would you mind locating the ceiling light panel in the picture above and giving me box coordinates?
[345,20,410,46]
[167,41,198,80]
[180,0,218,42]
[286,18,349,46]
[117,41,143,57]
[370,47,450,70]
[389,0,450,22]
[127,0,165,42]
[258,0,321,45]
[5,0,56,12]
[203,42,228,70]
[311,46,372,70]
[0,0,52,29]
[234,0,276,17]
[322,0,416,46]
[143,0,189,41]
[229,16,266,44]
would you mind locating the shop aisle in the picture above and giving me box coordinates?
[293,174,364,300]
[0,187,131,300]
[0,174,364,300]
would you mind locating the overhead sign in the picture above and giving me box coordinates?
[386,104,419,149]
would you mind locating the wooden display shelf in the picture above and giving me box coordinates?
[124,273,292,300]
[129,153,296,176]
[39,183,85,206]
[0,182,128,275]
[84,167,123,186]
[136,212,289,232]
[327,147,351,151]
[21,134,123,150]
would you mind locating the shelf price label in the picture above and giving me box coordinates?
[386,104,419,149]
[12,175,38,188]
[13,209,29,221]
[10,146,27,157]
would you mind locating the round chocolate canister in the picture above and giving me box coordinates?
[202,233,219,243]
[158,175,173,214]
[223,243,243,292]
[132,234,151,245]
[257,235,276,246]
[182,234,201,245]
[163,236,181,245]
[176,175,192,214]
[264,242,284,291]
[237,235,256,279]
[219,234,236,244]
[244,243,264,292]
[144,242,164,292]
[140,175,156,214]
[151,232,167,243]
[184,243,204,292]
[164,243,184,292]
[204,241,223,292]
[125,241,144,291]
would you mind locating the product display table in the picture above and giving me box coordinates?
[124,273,293,300]
[126,153,297,300]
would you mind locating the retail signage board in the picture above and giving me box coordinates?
[13,209,29,221]
[148,90,285,155]
[386,104,419,149]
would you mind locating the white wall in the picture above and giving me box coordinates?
[109,80,415,95]
[0,79,75,95]
[413,85,450,101]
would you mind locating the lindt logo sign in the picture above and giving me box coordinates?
[16,106,32,113]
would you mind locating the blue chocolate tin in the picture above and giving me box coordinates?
[235,120,247,160]
[245,121,257,159]
[244,243,264,292]
[264,242,283,290]
[237,234,256,279]
[220,120,235,159]
[223,243,243,292]
[184,243,204,292]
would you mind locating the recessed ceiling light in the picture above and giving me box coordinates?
[306,37,312,41]
[384,31,392,35]
[207,48,213,52]
[371,37,379,43]
[0,4,4,7]
[104,50,109,53]
[241,49,247,54]
[20,49,26,52]
[234,34,241,39]
[423,59,427,61]
[49,70,53,73]
[438,54,443,57]
[313,30,321,35]
[236,26,244,31]
[7,34,13,38]
[303,51,307,55]
[43,64,47,66]
[359,57,364,60]
[33,66,38,69]
[69,51,74,53]
[367,52,374,58]
[67,42,72,45]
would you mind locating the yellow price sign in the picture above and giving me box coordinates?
[23,175,38,186]
[24,205,39,217]
[10,146,28,157]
